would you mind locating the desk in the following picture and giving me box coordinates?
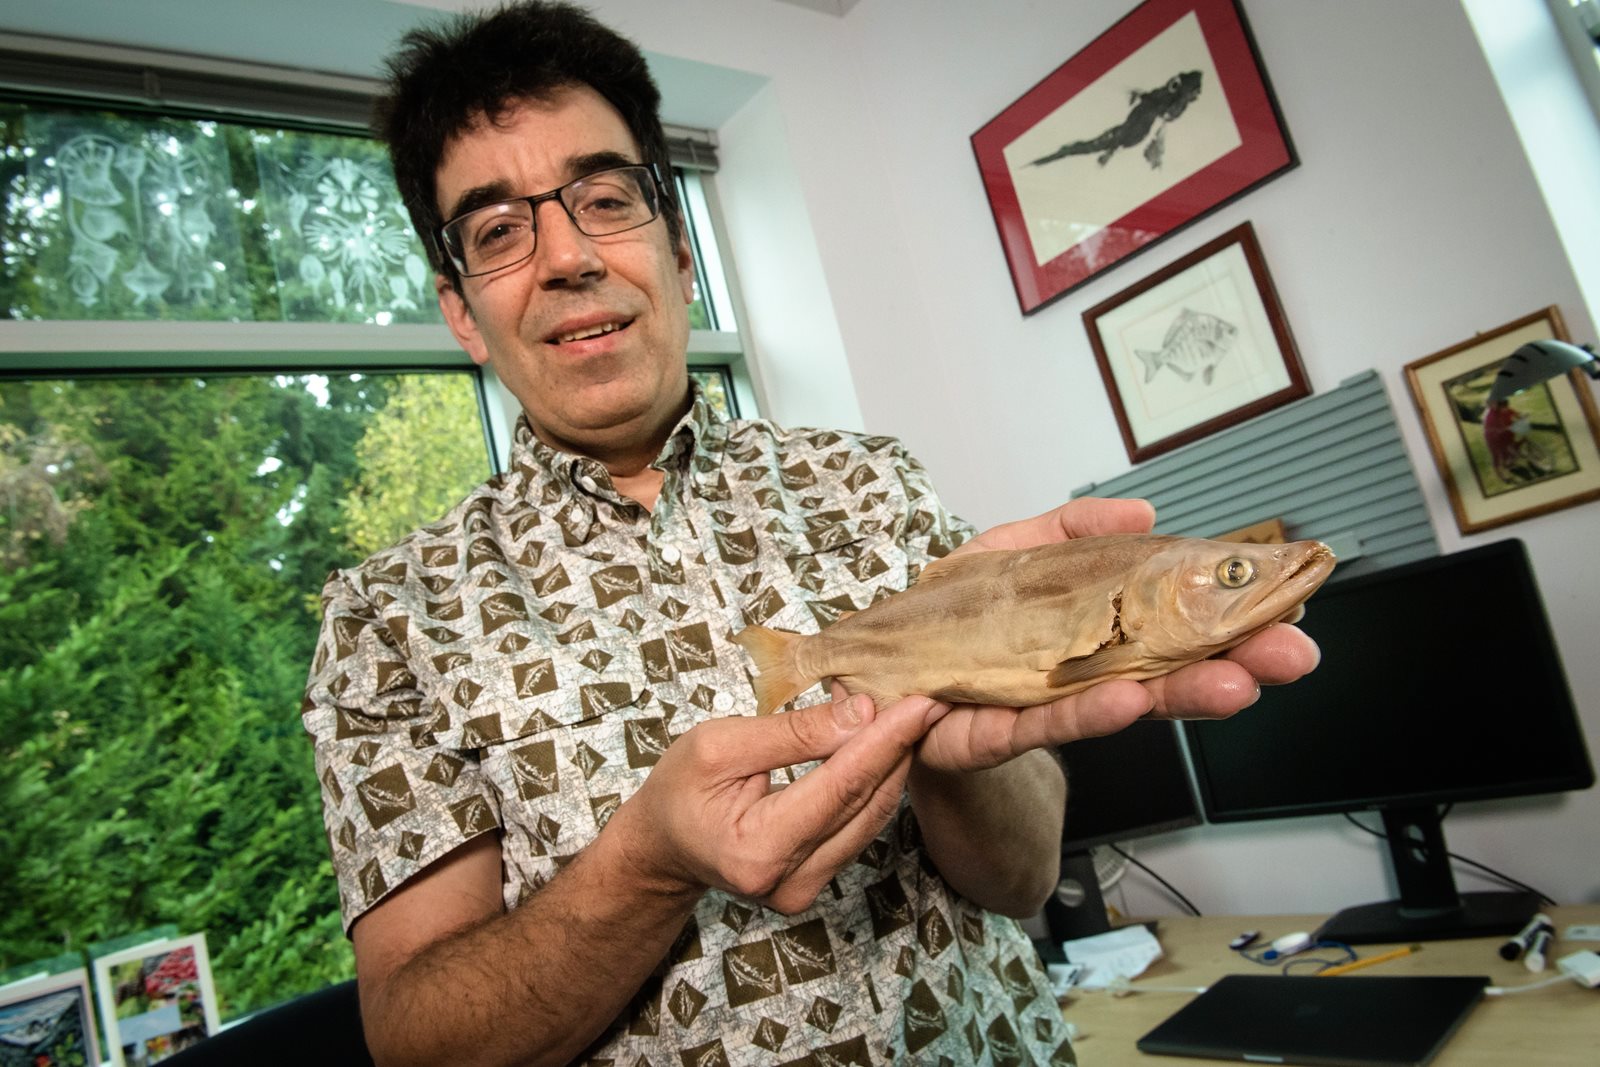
[1060,906,1600,1066]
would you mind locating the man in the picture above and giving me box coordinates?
[301,4,1318,1065]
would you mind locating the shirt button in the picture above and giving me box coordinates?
[712,691,736,713]
[577,474,598,494]
[659,544,681,565]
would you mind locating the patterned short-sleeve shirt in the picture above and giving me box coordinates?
[303,388,1075,1065]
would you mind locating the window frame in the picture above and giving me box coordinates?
[1,32,761,452]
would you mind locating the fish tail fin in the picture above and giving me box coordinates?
[731,625,812,715]
[1135,349,1162,382]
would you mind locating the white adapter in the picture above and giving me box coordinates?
[1556,950,1600,989]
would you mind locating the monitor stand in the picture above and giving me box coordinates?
[1043,850,1114,943]
[1314,805,1542,945]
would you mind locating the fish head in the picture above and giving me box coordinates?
[1120,538,1337,658]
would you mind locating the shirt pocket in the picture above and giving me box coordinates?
[420,644,655,869]
[759,515,911,634]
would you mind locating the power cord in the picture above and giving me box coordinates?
[1104,976,1209,997]
[1109,844,1203,916]
[1486,973,1585,996]
[1341,811,1556,906]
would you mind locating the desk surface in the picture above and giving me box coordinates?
[1061,905,1600,1067]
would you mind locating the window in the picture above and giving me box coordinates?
[1,41,756,1023]
[0,369,488,1017]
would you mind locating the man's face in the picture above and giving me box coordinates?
[434,85,695,461]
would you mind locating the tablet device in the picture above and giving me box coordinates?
[1136,974,1489,1066]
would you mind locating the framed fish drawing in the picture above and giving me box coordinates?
[1082,222,1309,463]
[1403,306,1600,535]
[971,0,1295,314]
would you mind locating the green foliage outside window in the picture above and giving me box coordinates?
[0,371,488,1018]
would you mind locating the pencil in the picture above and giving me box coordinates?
[1317,945,1422,977]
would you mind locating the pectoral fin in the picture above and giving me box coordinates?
[1045,644,1147,690]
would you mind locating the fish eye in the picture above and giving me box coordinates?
[1217,557,1256,588]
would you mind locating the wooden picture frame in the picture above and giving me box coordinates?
[971,0,1295,314]
[1082,222,1309,463]
[1403,306,1600,534]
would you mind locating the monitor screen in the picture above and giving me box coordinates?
[1183,538,1594,942]
[1044,719,1202,943]
[1060,719,1201,852]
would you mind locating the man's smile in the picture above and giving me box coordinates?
[548,317,635,346]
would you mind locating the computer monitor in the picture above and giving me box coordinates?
[1183,539,1594,944]
[1044,719,1202,942]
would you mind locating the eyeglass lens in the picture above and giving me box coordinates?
[445,166,659,276]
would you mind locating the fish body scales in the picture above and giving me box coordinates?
[735,534,1334,714]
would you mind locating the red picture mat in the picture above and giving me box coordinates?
[972,0,1294,313]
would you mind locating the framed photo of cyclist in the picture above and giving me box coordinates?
[970,0,1295,314]
[1404,306,1600,535]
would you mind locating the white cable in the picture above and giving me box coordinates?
[1104,977,1210,997]
[1486,973,1579,996]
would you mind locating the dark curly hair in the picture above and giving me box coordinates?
[375,1,681,291]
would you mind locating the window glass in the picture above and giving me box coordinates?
[252,129,436,324]
[689,367,737,419]
[1,101,439,325]
[0,369,488,1017]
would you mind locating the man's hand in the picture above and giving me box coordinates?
[915,497,1321,772]
[903,497,1321,915]
[615,691,947,915]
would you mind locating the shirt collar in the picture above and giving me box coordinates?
[507,379,728,504]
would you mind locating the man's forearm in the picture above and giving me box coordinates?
[361,805,702,1067]
[907,749,1065,917]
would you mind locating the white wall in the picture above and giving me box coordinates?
[9,0,1593,919]
[573,0,1600,918]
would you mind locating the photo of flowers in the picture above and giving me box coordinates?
[0,967,99,1067]
[92,935,220,1066]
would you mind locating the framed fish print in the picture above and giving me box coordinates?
[971,0,1295,314]
[0,965,101,1067]
[93,934,221,1066]
[1403,306,1600,535]
[1082,222,1309,463]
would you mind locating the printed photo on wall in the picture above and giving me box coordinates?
[0,966,100,1067]
[1404,306,1600,534]
[92,934,220,1066]
[971,0,1295,313]
[1082,222,1309,463]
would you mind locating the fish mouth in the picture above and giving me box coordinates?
[1225,541,1337,629]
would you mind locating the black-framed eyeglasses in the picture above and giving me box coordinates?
[438,163,665,278]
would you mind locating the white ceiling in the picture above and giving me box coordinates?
[772,0,861,15]
[0,0,767,129]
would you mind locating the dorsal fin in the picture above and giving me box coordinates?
[913,550,994,588]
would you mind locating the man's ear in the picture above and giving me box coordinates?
[436,275,491,367]
[676,232,695,306]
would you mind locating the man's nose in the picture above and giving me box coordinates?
[530,199,604,287]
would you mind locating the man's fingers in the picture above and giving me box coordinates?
[955,497,1155,555]
[774,753,915,911]
[712,692,878,777]
[1222,622,1320,685]
[750,695,943,858]
[916,681,1155,772]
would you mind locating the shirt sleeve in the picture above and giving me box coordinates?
[302,567,502,932]
[887,440,978,569]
